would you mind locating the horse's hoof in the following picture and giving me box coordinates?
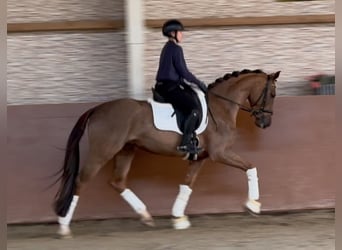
[141,217,156,227]
[245,199,261,216]
[57,227,73,239]
[172,216,191,230]
[57,233,73,239]
[140,210,155,227]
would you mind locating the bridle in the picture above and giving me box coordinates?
[209,76,274,117]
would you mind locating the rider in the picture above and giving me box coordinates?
[154,19,208,157]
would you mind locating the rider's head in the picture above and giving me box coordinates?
[162,19,184,43]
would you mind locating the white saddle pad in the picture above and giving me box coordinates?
[147,88,208,134]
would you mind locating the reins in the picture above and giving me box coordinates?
[209,91,251,113]
[207,77,273,130]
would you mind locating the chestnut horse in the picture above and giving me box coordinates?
[54,69,280,237]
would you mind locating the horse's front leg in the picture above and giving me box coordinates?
[211,149,261,215]
[172,159,205,230]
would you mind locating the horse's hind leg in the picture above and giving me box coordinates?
[109,144,155,227]
[57,149,116,238]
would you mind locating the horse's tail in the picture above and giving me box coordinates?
[53,107,96,217]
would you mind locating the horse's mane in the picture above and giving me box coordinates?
[208,69,265,89]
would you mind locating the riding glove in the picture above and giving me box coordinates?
[198,81,208,94]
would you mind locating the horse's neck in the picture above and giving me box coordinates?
[208,78,251,129]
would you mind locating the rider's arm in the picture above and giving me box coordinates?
[173,46,204,87]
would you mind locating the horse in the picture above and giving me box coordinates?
[53,69,280,237]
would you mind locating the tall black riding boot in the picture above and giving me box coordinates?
[177,110,201,155]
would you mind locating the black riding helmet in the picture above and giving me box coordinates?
[162,19,185,42]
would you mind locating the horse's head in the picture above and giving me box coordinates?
[208,69,281,129]
[247,71,280,129]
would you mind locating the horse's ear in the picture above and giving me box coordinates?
[273,71,281,80]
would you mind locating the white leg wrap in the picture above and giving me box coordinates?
[245,199,261,214]
[247,168,259,200]
[120,189,147,214]
[172,185,192,217]
[58,195,79,226]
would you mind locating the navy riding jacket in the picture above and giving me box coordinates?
[156,41,202,87]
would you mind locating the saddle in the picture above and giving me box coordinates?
[148,86,208,135]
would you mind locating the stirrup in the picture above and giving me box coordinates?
[188,152,198,161]
[177,145,202,153]
[177,145,190,152]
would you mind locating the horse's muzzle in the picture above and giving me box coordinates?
[255,115,272,129]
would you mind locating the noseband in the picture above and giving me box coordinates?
[210,77,273,117]
[247,76,274,116]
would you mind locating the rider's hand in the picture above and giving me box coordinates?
[198,81,208,94]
